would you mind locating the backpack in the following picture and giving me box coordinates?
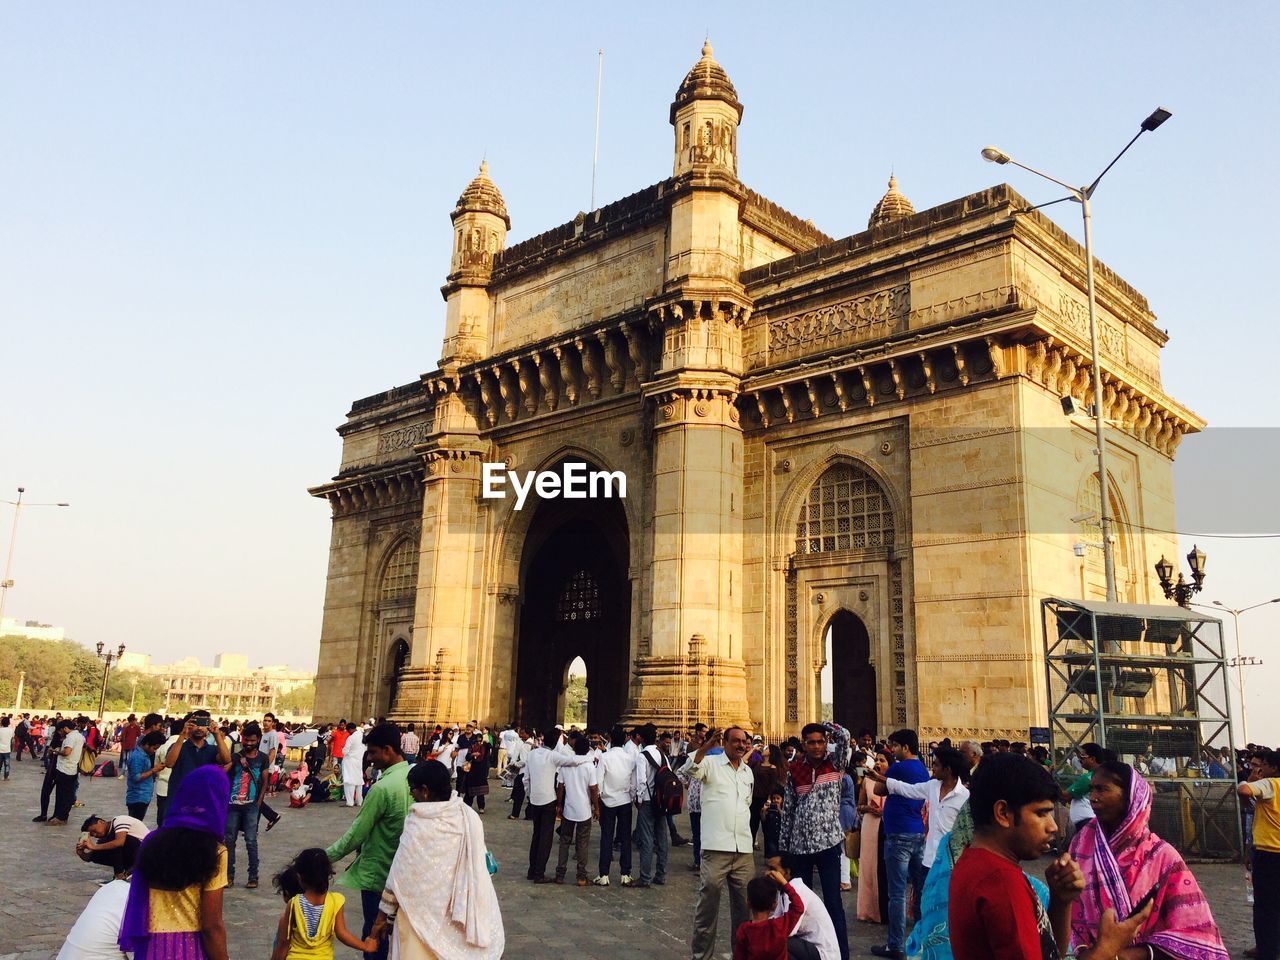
[644,751,684,815]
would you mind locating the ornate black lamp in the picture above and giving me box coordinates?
[95,641,126,718]
[1154,545,1206,608]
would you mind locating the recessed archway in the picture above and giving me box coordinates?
[513,467,630,732]
[562,656,588,726]
[820,609,876,734]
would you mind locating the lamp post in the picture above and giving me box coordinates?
[1203,597,1280,745]
[96,642,126,719]
[982,106,1171,603]
[1153,545,1207,608]
[0,487,71,627]
[13,669,24,711]
[129,677,139,713]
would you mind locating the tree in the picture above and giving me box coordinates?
[276,682,315,716]
[563,673,588,725]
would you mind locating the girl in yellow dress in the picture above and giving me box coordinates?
[270,848,378,960]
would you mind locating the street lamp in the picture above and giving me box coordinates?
[129,677,139,713]
[96,642,126,719]
[0,487,71,626]
[1154,545,1207,607]
[1204,597,1280,744]
[982,106,1171,602]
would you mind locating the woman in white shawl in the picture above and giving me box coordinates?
[340,722,366,807]
[371,760,503,960]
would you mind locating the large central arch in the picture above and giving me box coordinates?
[513,469,631,731]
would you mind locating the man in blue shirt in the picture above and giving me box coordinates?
[123,731,166,820]
[871,728,929,960]
[163,709,231,795]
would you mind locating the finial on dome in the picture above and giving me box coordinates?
[479,159,489,177]
[868,172,915,229]
[702,39,714,59]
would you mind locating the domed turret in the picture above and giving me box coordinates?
[441,161,509,365]
[451,160,511,229]
[670,41,742,178]
[670,40,743,124]
[449,161,510,279]
[868,174,915,228]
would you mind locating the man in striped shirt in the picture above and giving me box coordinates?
[775,721,851,960]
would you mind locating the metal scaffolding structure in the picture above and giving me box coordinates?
[1043,597,1241,861]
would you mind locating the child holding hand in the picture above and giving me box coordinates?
[270,848,379,960]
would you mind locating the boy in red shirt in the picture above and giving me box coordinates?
[734,869,806,960]
[949,753,1150,960]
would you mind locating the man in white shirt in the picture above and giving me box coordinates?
[554,734,600,886]
[632,724,673,888]
[76,814,150,880]
[506,729,530,819]
[871,746,971,872]
[49,718,85,825]
[498,726,519,773]
[56,878,133,960]
[0,716,14,780]
[594,725,637,886]
[524,729,592,883]
[686,726,755,959]
[625,727,642,757]
[766,873,841,960]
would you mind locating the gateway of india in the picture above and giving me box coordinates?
[310,42,1201,740]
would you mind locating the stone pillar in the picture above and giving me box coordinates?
[388,437,485,725]
[626,375,751,729]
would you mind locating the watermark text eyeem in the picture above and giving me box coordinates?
[481,462,626,510]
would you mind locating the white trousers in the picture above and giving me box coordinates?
[344,782,362,806]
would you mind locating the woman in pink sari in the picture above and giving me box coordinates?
[1070,760,1227,960]
[857,750,889,923]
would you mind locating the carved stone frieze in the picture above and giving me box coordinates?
[767,284,909,363]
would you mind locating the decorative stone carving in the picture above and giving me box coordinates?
[768,284,909,362]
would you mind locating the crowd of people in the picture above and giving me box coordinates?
[0,704,1258,960]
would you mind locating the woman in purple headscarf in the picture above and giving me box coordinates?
[118,764,230,960]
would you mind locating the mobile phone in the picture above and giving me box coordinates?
[194,717,210,729]
[1127,885,1158,919]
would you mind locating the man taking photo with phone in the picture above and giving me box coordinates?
[164,709,231,795]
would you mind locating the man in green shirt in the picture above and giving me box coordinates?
[326,722,410,960]
[1063,742,1110,830]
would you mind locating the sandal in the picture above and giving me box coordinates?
[246,879,259,889]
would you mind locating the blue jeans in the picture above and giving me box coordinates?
[361,888,389,960]
[634,802,669,883]
[225,804,260,882]
[689,811,702,866]
[0,752,10,778]
[788,842,850,960]
[885,833,926,951]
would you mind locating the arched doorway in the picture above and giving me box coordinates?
[562,656,588,726]
[386,638,410,716]
[514,479,630,732]
[822,610,876,733]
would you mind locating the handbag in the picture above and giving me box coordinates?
[78,748,98,775]
[485,850,498,876]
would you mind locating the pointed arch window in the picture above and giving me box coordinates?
[556,569,601,622]
[380,539,419,604]
[795,462,895,555]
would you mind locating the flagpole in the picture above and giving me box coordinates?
[591,48,603,211]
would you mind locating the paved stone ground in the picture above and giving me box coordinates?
[0,757,1255,959]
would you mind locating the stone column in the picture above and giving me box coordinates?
[626,380,751,728]
[388,439,484,724]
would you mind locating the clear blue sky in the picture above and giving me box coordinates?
[3,6,1277,734]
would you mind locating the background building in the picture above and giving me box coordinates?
[121,651,313,715]
[311,43,1198,739]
